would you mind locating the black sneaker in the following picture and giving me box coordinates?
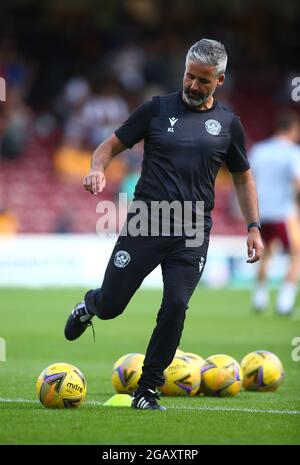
[64,301,94,341]
[131,388,166,411]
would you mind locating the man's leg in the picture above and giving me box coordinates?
[276,253,300,314]
[252,244,271,312]
[65,235,166,340]
[136,236,209,391]
[276,216,300,314]
[252,222,282,312]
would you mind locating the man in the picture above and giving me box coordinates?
[250,111,300,315]
[64,39,264,410]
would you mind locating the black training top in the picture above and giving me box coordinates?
[115,91,249,216]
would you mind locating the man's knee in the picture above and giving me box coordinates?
[96,292,126,320]
[157,295,188,323]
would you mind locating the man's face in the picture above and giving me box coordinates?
[183,60,225,108]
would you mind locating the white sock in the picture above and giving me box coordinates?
[276,282,297,314]
[252,283,269,311]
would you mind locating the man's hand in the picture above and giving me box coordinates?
[247,228,264,263]
[83,169,106,195]
[82,134,126,195]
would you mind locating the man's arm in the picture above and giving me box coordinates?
[83,134,127,195]
[231,169,264,263]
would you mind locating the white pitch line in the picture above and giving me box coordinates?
[167,405,300,415]
[0,398,38,404]
[0,397,299,415]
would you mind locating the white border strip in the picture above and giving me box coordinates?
[0,398,299,415]
[168,405,300,415]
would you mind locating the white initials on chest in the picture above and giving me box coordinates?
[168,117,178,132]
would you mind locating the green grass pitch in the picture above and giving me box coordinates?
[0,287,299,445]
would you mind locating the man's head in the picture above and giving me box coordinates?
[183,39,227,108]
[274,110,300,143]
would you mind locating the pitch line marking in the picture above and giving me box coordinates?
[167,405,300,415]
[0,397,299,415]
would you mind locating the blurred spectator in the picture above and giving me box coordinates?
[143,37,168,89]
[54,211,74,234]
[65,78,128,149]
[53,145,91,180]
[0,207,19,234]
[0,36,33,159]
[119,142,143,201]
[109,42,146,92]
[54,76,91,125]
[104,157,128,196]
[53,78,128,180]
[120,171,140,201]
[0,37,31,92]
[250,110,300,315]
[0,86,32,160]
[33,112,57,140]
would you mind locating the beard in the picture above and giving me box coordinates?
[183,87,214,107]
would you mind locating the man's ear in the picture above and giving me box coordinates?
[217,74,225,87]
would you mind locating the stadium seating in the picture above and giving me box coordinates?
[1,94,276,235]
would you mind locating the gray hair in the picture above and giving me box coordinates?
[186,39,227,76]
